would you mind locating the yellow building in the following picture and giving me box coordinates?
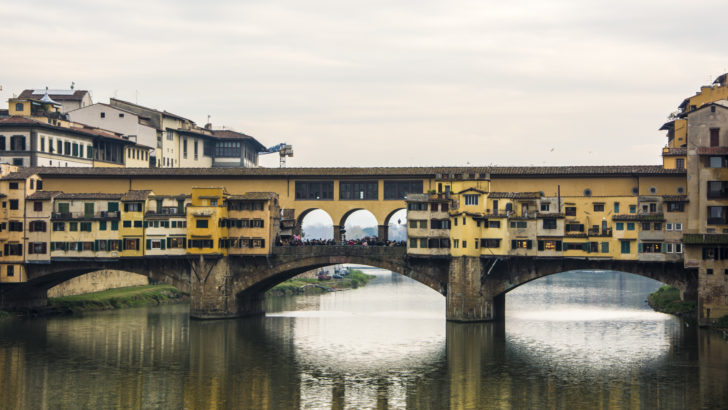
[120,191,151,257]
[186,187,229,255]
[227,193,280,255]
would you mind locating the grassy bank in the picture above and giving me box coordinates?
[48,284,188,313]
[648,285,696,317]
[268,269,375,296]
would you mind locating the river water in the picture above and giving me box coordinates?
[0,269,726,409]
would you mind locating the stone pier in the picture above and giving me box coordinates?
[446,256,501,322]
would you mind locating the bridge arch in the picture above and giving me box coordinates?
[340,209,378,240]
[484,257,697,299]
[231,247,449,302]
[297,208,335,240]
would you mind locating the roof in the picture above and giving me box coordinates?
[212,129,266,151]
[176,128,215,139]
[487,192,541,199]
[27,191,62,200]
[662,148,686,157]
[2,169,38,180]
[697,147,728,155]
[121,190,153,201]
[18,89,90,102]
[612,214,666,222]
[662,195,689,202]
[683,233,728,245]
[456,187,488,195]
[56,193,124,200]
[229,192,277,200]
[0,116,135,145]
[109,98,194,123]
[18,165,685,179]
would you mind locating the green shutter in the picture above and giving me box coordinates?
[526,240,532,250]
[118,240,123,250]
[511,240,517,249]
[167,238,171,249]
[146,239,151,250]
[538,240,544,251]
[555,241,562,251]
[50,242,55,251]
[638,242,643,253]
[161,239,166,250]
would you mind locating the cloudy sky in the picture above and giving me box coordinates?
[2,0,727,168]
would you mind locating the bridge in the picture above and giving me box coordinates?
[1,246,697,321]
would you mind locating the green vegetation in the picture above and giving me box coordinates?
[0,310,11,320]
[648,285,696,316]
[716,315,728,329]
[268,269,375,296]
[48,284,187,313]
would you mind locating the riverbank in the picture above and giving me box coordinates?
[267,269,375,296]
[45,284,188,315]
[647,285,696,320]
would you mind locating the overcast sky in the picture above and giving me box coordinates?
[2,0,728,168]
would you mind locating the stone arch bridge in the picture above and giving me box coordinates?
[0,248,697,321]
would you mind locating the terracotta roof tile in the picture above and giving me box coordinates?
[662,195,689,202]
[56,193,124,200]
[229,192,277,200]
[662,148,686,156]
[697,147,728,155]
[22,165,683,179]
[487,192,541,199]
[27,191,62,200]
[121,190,153,201]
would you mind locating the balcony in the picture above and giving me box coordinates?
[52,211,120,220]
[588,227,613,237]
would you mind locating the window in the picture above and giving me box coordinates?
[28,221,46,232]
[52,222,65,231]
[708,206,728,225]
[409,238,418,248]
[480,239,501,248]
[565,207,576,216]
[100,112,106,118]
[616,222,624,230]
[710,128,720,147]
[9,182,18,190]
[194,141,199,159]
[40,137,45,152]
[665,243,673,253]
[640,242,662,253]
[183,139,188,158]
[676,158,685,169]
[196,219,209,228]
[69,222,78,231]
[540,203,550,212]
[654,223,662,231]
[666,223,673,231]
[487,220,500,228]
[593,203,604,212]
[542,218,557,229]
[87,146,93,159]
[4,244,22,256]
[122,221,132,228]
[36,180,42,190]
[99,221,107,231]
[601,242,609,253]
[57,140,63,154]
[9,200,18,210]
[124,203,142,212]
[28,242,47,254]
[666,202,685,212]
[641,223,650,231]
[420,238,428,248]
[565,223,584,233]
[537,240,562,251]
[33,201,42,212]
[614,202,620,213]
[295,181,334,200]
[167,130,174,141]
[620,240,631,254]
[8,221,22,231]
[339,181,378,200]
[510,221,527,229]
[15,103,24,112]
[675,223,682,231]
[214,141,240,158]
[464,194,479,205]
[675,243,682,253]
[462,241,467,248]
[627,223,635,230]
[0,136,4,150]
[511,240,532,249]
[111,221,119,231]
[629,205,636,214]
[119,113,124,118]
[123,239,140,250]
[383,181,423,200]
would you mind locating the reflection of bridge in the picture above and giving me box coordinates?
[2,247,697,321]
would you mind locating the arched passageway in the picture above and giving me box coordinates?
[386,209,407,241]
[341,209,378,241]
[298,209,334,241]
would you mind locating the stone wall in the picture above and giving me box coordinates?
[47,270,149,297]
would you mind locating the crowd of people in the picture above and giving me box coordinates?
[277,236,406,247]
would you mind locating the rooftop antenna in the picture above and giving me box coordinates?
[70,81,75,90]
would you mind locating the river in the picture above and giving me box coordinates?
[0,269,726,409]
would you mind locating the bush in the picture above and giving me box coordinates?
[716,315,728,328]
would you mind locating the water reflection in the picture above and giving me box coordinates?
[0,270,725,408]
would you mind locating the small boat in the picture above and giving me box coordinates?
[332,273,343,279]
[317,270,331,281]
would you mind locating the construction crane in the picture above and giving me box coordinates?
[259,143,293,168]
